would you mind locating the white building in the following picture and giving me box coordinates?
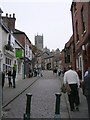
[0,20,24,81]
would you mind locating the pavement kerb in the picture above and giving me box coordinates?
[3,76,39,108]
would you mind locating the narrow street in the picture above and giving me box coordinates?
[2,70,69,119]
[2,70,88,119]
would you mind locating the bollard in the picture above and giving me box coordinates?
[23,93,32,120]
[54,93,62,120]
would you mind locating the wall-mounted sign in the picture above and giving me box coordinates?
[16,48,22,58]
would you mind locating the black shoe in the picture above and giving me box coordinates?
[71,108,75,112]
[76,107,79,111]
[9,83,12,87]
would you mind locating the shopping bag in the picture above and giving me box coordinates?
[61,83,71,94]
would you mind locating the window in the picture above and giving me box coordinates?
[76,21,79,43]
[74,2,77,13]
[5,57,12,72]
[25,44,28,56]
[81,6,86,33]
[8,34,11,45]
[8,34,11,41]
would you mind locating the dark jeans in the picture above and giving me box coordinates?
[86,95,90,118]
[8,77,12,87]
[13,77,16,88]
[68,84,79,110]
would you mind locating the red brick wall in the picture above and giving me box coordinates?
[71,2,89,52]
[14,34,25,47]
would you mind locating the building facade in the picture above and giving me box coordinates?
[71,2,90,78]
[14,29,33,78]
[0,12,33,80]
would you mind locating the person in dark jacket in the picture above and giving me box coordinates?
[83,67,90,118]
[7,68,12,87]
[2,71,5,88]
[12,67,16,88]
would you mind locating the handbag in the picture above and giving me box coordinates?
[61,84,67,93]
[61,83,71,94]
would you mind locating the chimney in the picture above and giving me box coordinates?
[2,13,16,32]
[13,13,15,18]
[9,14,11,18]
[6,13,8,17]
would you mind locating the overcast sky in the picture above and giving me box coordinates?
[1,0,73,51]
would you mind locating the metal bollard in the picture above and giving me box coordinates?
[23,93,32,120]
[54,93,62,120]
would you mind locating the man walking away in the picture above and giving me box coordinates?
[64,66,80,111]
[83,67,90,119]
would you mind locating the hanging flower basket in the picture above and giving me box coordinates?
[4,44,14,52]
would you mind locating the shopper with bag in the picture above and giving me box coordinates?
[83,67,90,118]
[63,66,80,111]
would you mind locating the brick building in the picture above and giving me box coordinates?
[71,2,90,78]
[63,35,76,70]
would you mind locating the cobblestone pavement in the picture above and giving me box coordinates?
[2,70,89,119]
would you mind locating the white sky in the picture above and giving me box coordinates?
[0,0,73,51]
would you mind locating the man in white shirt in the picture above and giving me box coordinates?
[64,66,80,111]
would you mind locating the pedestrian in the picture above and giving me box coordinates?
[77,68,82,81]
[58,68,61,76]
[83,67,90,118]
[2,70,5,88]
[63,65,80,111]
[84,70,88,77]
[76,68,82,105]
[7,68,12,87]
[29,69,32,78]
[12,66,16,88]
[40,68,43,77]
[62,68,67,77]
